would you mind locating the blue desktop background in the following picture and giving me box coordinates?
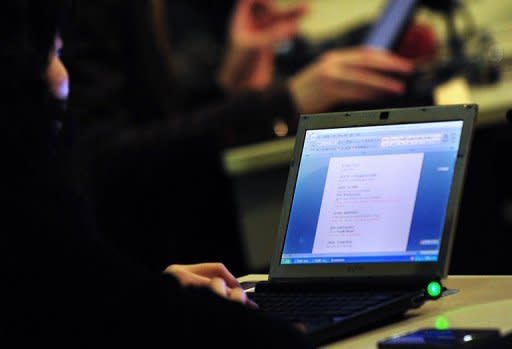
[281,151,458,257]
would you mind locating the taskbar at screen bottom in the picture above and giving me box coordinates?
[280,254,439,265]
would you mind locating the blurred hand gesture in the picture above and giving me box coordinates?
[288,46,415,114]
[230,0,308,48]
[220,0,308,91]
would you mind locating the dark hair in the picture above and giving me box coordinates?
[0,0,71,100]
[2,0,72,175]
[124,0,178,119]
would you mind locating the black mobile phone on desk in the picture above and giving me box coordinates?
[378,328,502,349]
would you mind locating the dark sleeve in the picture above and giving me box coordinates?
[63,0,299,151]
[6,232,312,348]
[78,84,298,150]
[62,0,299,274]
[3,172,311,348]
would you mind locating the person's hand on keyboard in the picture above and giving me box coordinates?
[164,263,258,309]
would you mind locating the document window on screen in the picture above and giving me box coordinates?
[281,121,463,265]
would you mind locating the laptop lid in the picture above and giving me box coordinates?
[269,104,477,283]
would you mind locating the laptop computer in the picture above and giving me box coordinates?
[247,104,477,346]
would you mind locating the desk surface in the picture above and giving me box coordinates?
[238,275,512,349]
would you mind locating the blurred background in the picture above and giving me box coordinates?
[44,0,512,280]
[219,0,512,273]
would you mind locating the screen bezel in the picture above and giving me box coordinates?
[268,104,477,281]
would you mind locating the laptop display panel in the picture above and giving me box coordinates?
[269,105,477,280]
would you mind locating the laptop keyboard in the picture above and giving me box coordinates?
[249,291,401,324]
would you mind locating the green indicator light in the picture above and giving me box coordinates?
[435,316,450,330]
[427,281,442,298]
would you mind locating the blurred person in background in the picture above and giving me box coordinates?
[63,0,414,276]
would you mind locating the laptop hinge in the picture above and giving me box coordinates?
[255,277,433,293]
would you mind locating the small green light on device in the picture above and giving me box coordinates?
[427,281,442,298]
[435,316,450,330]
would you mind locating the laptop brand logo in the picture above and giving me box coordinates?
[347,265,364,273]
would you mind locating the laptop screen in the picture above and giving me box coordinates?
[280,120,464,265]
